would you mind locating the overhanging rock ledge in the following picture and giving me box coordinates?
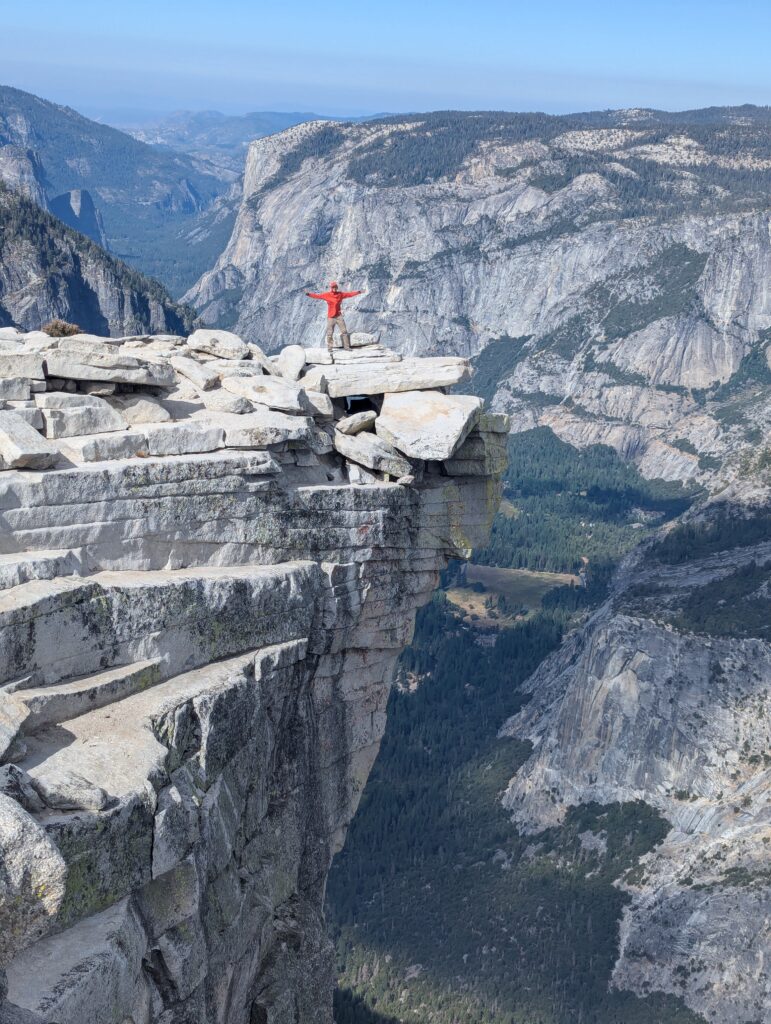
[0,330,507,1024]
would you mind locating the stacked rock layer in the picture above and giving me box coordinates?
[0,327,507,1024]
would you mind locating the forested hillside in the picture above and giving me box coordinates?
[0,181,196,334]
[0,85,236,294]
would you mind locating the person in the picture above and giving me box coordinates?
[305,281,364,353]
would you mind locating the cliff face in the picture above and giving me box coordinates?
[185,113,771,486]
[0,186,196,336]
[500,491,771,1023]
[0,331,505,1024]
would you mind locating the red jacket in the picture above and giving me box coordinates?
[306,289,362,318]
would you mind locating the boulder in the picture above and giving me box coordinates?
[208,360,265,379]
[246,343,280,375]
[106,394,172,425]
[349,332,380,348]
[0,379,31,402]
[170,355,220,391]
[214,409,315,448]
[0,696,28,763]
[301,357,470,398]
[44,348,174,387]
[0,355,45,381]
[144,422,225,457]
[375,390,483,460]
[327,348,401,363]
[198,388,253,415]
[274,345,306,382]
[333,430,412,478]
[336,410,377,435]
[29,768,111,811]
[36,394,127,439]
[79,382,117,396]
[187,329,249,361]
[0,410,58,469]
[59,431,150,463]
[222,375,306,414]
[304,390,334,419]
[3,402,44,431]
[303,348,333,365]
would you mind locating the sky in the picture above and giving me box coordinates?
[4,0,771,121]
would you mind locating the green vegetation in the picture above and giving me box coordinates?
[649,506,771,564]
[347,112,570,188]
[247,125,346,203]
[673,559,771,639]
[328,595,700,1023]
[0,85,232,295]
[329,424,706,1022]
[341,107,771,220]
[462,335,530,404]
[476,428,696,575]
[41,318,80,337]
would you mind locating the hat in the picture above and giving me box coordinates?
[330,281,339,288]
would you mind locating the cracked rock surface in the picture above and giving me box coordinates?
[0,329,506,1024]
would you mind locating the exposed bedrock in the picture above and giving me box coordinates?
[0,358,505,1022]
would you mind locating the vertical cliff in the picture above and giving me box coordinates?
[0,331,506,1024]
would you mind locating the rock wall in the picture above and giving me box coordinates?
[0,332,506,1024]
[183,118,771,486]
[500,490,771,1023]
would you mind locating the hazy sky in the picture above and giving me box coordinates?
[5,0,771,119]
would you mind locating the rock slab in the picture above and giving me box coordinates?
[375,390,483,460]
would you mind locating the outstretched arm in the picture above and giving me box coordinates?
[341,290,364,298]
[306,292,324,299]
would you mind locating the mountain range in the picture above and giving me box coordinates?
[0,85,237,294]
[185,107,771,491]
[111,109,369,172]
[0,86,770,1023]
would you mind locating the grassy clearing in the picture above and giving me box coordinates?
[446,565,580,627]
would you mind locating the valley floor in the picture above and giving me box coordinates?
[327,429,706,1024]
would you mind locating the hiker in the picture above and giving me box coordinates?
[305,282,364,352]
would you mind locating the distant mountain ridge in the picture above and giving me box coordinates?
[0,182,196,335]
[112,109,341,171]
[0,85,237,295]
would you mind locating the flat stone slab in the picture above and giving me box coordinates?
[0,410,58,469]
[45,349,174,387]
[145,422,225,456]
[199,388,253,415]
[304,390,333,419]
[301,357,470,398]
[187,328,249,361]
[106,395,171,425]
[334,429,412,478]
[222,374,306,414]
[375,390,483,460]
[59,431,150,463]
[0,354,45,380]
[0,378,31,401]
[36,394,127,439]
[336,410,377,435]
[210,409,315,448]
